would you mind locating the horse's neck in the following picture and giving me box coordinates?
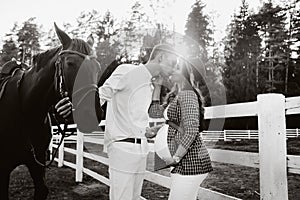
[21,58,57,116]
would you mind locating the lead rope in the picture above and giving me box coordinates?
[31,58,68,167]
[31,112,69,168]
[15,69,62,168]
[31,62,69,168]
[31,49,96,167]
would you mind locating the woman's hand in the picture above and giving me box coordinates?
[145,127,157,139]
[151,75,164,89]
[55,97,73,119]
[151,75,164,102]
[145,124,165,139]
[164,157,177,166]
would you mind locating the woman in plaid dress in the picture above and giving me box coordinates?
[147,58,213,200]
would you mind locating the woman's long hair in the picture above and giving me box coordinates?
[172,58,206,132]
[165,59,205,132]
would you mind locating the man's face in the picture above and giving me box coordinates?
[159,52,179,78]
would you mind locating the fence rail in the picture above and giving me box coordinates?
[201,129,299,141]
[49,94,300,200]
[52,127,299,143]
[50,133,242,200]
[50,130,300,200]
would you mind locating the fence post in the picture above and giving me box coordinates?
[248,130,251,140]
[257,94,288,200]
[58,135,64,167]
[297,128,299,137]
[76,130,84,182]
[223,130,226,141]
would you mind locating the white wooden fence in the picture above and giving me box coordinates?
[49,93,300,200]
[52,128,300,143]
[201,128,299,141]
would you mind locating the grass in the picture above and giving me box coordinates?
[9,165,109,200]
[8,138,300,199]
[207,137,300,155]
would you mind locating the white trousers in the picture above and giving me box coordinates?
[109,168,144,200]
[107,142,148,200]
[168,173,208,200]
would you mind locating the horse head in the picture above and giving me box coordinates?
[54,23,102,133]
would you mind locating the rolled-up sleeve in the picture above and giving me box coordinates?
[178,91,200,150]
[148,100,165,118]
[98,64,136,106]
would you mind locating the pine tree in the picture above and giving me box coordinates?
[148,0,174,30]
[139,24,173,63]
[17,17,41,64]
[288,0,300,95]
[0,37,18,65]
[43,27,61,49]
[71,10,101,38]
[95,11,119,42]
[185,0,212,61]
[223,0,262,103]
[254,1,289,94]
[183,0,227,106]
[95,10,121,70]
[120,1,153,62]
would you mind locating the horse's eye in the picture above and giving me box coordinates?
[67,62,75,67]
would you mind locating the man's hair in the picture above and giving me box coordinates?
[148,44,177,61]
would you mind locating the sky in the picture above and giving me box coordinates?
[0,0,265,47]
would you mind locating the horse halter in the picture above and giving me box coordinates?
[37,49,99,167]
[55,49,99,108]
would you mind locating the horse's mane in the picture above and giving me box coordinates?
[69,39,93,55]
[32,46,61,71]
[32,38,93,71]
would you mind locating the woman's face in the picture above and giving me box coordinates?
[170,60,185,84]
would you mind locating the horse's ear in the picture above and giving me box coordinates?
[54,22,71,49]
[87,34,94,47]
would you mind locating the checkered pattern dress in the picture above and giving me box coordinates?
[149,90,213,175]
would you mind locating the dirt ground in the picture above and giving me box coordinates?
[8,138,300,200]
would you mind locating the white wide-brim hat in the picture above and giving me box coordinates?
[154,124,172,161]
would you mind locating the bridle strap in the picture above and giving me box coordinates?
[55,49,97,98]
[55,58,66,98]
[31,49,98,167]
[59,50,97,59]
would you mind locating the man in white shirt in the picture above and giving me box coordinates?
[55,44,179,200]
[99,44,179,200]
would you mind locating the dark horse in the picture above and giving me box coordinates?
[0,23,102,200]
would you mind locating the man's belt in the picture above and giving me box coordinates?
[116,138,142,144]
